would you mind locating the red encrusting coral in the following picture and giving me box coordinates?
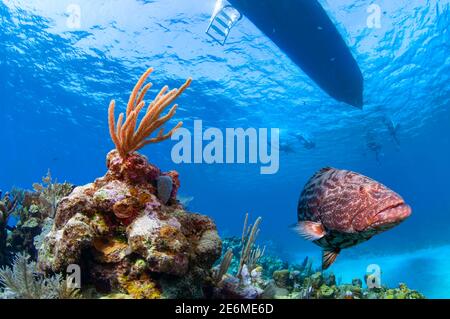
[106,150,161,186]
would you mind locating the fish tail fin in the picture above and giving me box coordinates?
[322,248,340,270]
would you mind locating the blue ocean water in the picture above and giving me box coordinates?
[0,0,449,297]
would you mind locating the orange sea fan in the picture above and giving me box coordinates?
[108,67,192,158]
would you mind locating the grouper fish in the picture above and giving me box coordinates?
[295,167,411,269]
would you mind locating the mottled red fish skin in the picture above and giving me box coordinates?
[297,167,406,233]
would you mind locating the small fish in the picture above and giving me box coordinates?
[278,142,296,154]
[295,133,316,150]
[6,214,20,231]
[177,194,194,209]
[294,167,411,269]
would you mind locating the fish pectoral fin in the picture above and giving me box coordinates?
[293,221,326,241]
[322,248,341,270]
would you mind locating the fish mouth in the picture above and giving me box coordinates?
[369,202,412,230]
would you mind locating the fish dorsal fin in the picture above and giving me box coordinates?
[318,167,334,174]
[293,221,326,241]
[322,248,341,270]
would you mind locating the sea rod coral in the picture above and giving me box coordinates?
[32,169,74,218]
[37,68,222,299]
[211,214,266,299]
[108,67,192,158]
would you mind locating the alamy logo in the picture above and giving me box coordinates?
[66,264,81,289]
[171,120,280,175]
[66,4,81,29]
[366,4,382,29]
[366,264,381,288]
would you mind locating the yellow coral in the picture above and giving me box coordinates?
[129,187,154,206]
[118,273,161,299]
[108,67,192,158]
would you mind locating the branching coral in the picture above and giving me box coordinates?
[247,245,265,273]
[212,249,233,285]
[210,213,265,299]
[0,253,80,299]
[237,213,263,279]
[108,67,192,158]
[32,169,74,218]
[0,172,74,260]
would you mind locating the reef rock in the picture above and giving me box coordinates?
[38,151,222,298]
[272,269,291,289]
[214,275,264,299]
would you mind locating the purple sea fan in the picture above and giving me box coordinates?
[156,176,173,205]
